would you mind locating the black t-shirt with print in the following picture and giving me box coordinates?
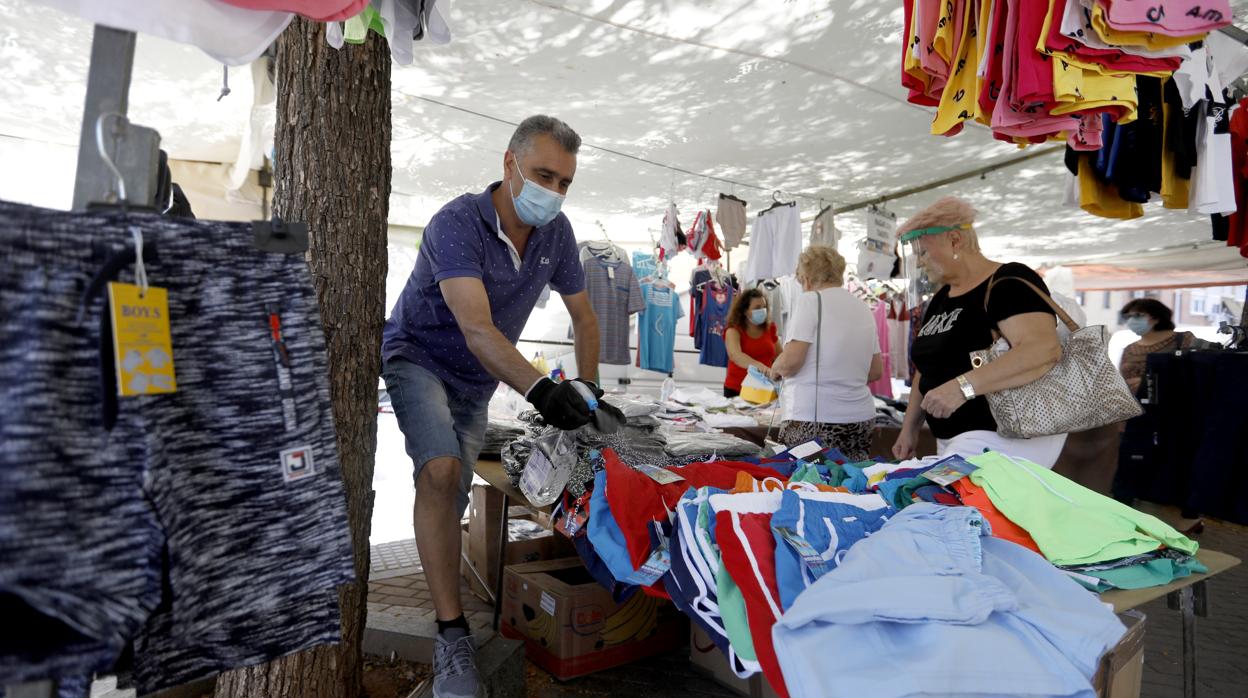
[912,263,1056,440]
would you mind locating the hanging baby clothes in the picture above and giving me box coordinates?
[660,205,683,258]
[743,204,802,282]
[716,194,749,251]
[809,207,838,247]
[638,282,684,375]
[698,283,735,368]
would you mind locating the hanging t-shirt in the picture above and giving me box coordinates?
[690,268,713,348]
[911,263,1056,440]
[698,284,735,368]
[782,288,879,424]
[868,301,893,399]
[1227,98,1248,256]
[1104,0,1233,37]
[638,282,684,374]
[632,250,658,280]
[583,255,645,366]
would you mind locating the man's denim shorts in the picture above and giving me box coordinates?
[382,357,490,517]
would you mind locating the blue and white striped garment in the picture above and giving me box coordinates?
[0,201,354,694]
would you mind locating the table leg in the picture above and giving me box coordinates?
[493,492,510,631]
[1179,585,1197,698]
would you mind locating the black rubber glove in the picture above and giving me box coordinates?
[526,378,594,430]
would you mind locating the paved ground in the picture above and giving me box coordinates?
[371,503,1248,698]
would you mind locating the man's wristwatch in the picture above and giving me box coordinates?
[956,374,976,401]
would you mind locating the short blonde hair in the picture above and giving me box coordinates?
[797,245,846,286]
[897,196,982,252]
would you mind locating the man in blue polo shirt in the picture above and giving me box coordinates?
[381,115,600,698]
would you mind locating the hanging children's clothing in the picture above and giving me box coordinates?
[868,300,893,398]
[579,242,645,366]
[638,281,684,374]
[632,250,658,280]
[660,205,684,258]
[742,204,801,282]
[809,206,838,247]
[0,200,354,694]
[716,194,748,250]
[698,283,735,368]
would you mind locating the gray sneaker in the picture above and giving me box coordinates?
[433,628,480,698]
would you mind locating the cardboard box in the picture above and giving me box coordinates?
[500,558,688,680]
[690,613,1144,698]
[689,625,779,698]
[461,484,574,601]
[1093,610,1146,698]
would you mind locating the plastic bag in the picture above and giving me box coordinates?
[740,365,778,404]
[519,429,577,506]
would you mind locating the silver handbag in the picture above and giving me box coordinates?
[968,276,1143,439]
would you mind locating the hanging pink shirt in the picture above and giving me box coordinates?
[868,301,893,399]
[1103,0,1232,37]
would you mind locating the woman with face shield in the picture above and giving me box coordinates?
[892,197,1068,468]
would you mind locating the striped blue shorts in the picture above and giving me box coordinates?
[0,201,354,694]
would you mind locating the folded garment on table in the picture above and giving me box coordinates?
[772,504,1127,698]
[966,451,1198,567]
[1059,549,1209,591]
[669,387,733,409]
[662,428,762,458]
[699,411,761,429]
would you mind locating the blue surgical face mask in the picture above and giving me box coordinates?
[1126,317,1152,335]
[749,308,768,326]
[508,157,565,227]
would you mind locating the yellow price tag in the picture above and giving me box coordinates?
[108,282,177,396]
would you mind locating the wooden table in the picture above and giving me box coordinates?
[1099,549,1241,698]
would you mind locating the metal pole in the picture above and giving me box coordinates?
[72,25,135,210]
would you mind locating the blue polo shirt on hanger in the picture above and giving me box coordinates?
[382,182,585,399]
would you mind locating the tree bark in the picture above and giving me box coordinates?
[214,18,391,698]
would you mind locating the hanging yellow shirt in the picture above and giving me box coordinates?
[1089,3,1204,50]
[975,0,995,124]
[932,0,979,135]
[1160,94,1190,209]
[1051,56,1139,124]
[1079,153,1145,219]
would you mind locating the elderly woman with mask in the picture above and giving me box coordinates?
[892,197,1068,468]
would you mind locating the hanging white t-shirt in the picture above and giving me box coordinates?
[33,0,293,66]
[781,287,880,424]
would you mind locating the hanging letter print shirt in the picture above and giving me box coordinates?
[910,263,1055,439]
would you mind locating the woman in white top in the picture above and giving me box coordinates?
[769,246,883,461]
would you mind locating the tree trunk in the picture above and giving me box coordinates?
[214,18,391,698]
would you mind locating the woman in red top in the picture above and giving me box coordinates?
[723,289,782,398]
